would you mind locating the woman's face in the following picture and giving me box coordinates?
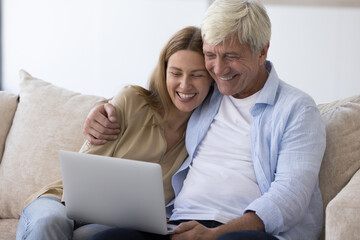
[166,50,212,114]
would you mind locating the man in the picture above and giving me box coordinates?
[85,0,326,239]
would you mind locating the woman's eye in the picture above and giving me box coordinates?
[193,74,205,78]
[171,72,181,77]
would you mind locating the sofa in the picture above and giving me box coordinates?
[0,70,359,240]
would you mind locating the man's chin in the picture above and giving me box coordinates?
[217,85,236,96]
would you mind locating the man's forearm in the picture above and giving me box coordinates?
[213,211,265,237]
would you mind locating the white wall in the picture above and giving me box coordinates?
[2,1,360,103]
[2,0,208,98]
[266,5,360,104]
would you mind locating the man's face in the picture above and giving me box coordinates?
[203,36,268,99]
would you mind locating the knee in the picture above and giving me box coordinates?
[36,213,73,229]
[20,210,73,233]
[17,213,73,240]
[22,198,71,228]
[17,198,73,240]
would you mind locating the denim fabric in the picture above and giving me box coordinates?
[16,196,113,240]
[16,197,74,240]
[89,228,169,240]
[89,220,222,240]
[73,224,112,240]
[89,221,278,240]
[218,231,279,240]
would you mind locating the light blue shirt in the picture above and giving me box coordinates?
[166,61,326,240]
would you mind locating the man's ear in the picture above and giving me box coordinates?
[259,42,270,64]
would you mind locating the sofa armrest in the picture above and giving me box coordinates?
[326,168,360,240]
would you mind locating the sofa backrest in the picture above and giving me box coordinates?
[318,95,360,210]
[0,70,105,218]
[317,94,360,239]
[0,92,18,162]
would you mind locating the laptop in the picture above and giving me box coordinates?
[59,150,177,235]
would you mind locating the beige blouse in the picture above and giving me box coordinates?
[25,86,187,206]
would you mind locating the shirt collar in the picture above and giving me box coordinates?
[255,61,280,106]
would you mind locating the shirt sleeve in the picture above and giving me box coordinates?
[79,86,142,156]
[245,105,326,235]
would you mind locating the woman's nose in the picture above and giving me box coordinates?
[179,75,191,89]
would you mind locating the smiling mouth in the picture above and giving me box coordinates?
[177,92,196,99]
[219,74,237,81]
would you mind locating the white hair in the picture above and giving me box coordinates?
[201,0,271,54]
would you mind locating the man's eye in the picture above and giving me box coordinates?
[226,55,239,60]
[205,53,215,59]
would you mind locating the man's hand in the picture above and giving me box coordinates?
[170,221,219,240]
[83,102,121,145]
[170,212,264,240]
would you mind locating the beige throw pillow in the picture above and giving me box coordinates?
[0,92,18,162]
[318,95,360,210]
[0,70,105,218]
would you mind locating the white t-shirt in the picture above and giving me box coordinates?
[170,92,261,224]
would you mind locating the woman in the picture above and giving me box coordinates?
[16,26,213,240]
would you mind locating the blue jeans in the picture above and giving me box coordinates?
[16,197,111,240]
[217,231,278,240]
[16,197,74,240]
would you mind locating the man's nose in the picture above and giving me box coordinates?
[213,58,228,76]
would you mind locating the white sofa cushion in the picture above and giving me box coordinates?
[326,169,360,239]
[318,95,360,209]
[0,70,105,218]
[0,92,18,162]
[316,95,360,240]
